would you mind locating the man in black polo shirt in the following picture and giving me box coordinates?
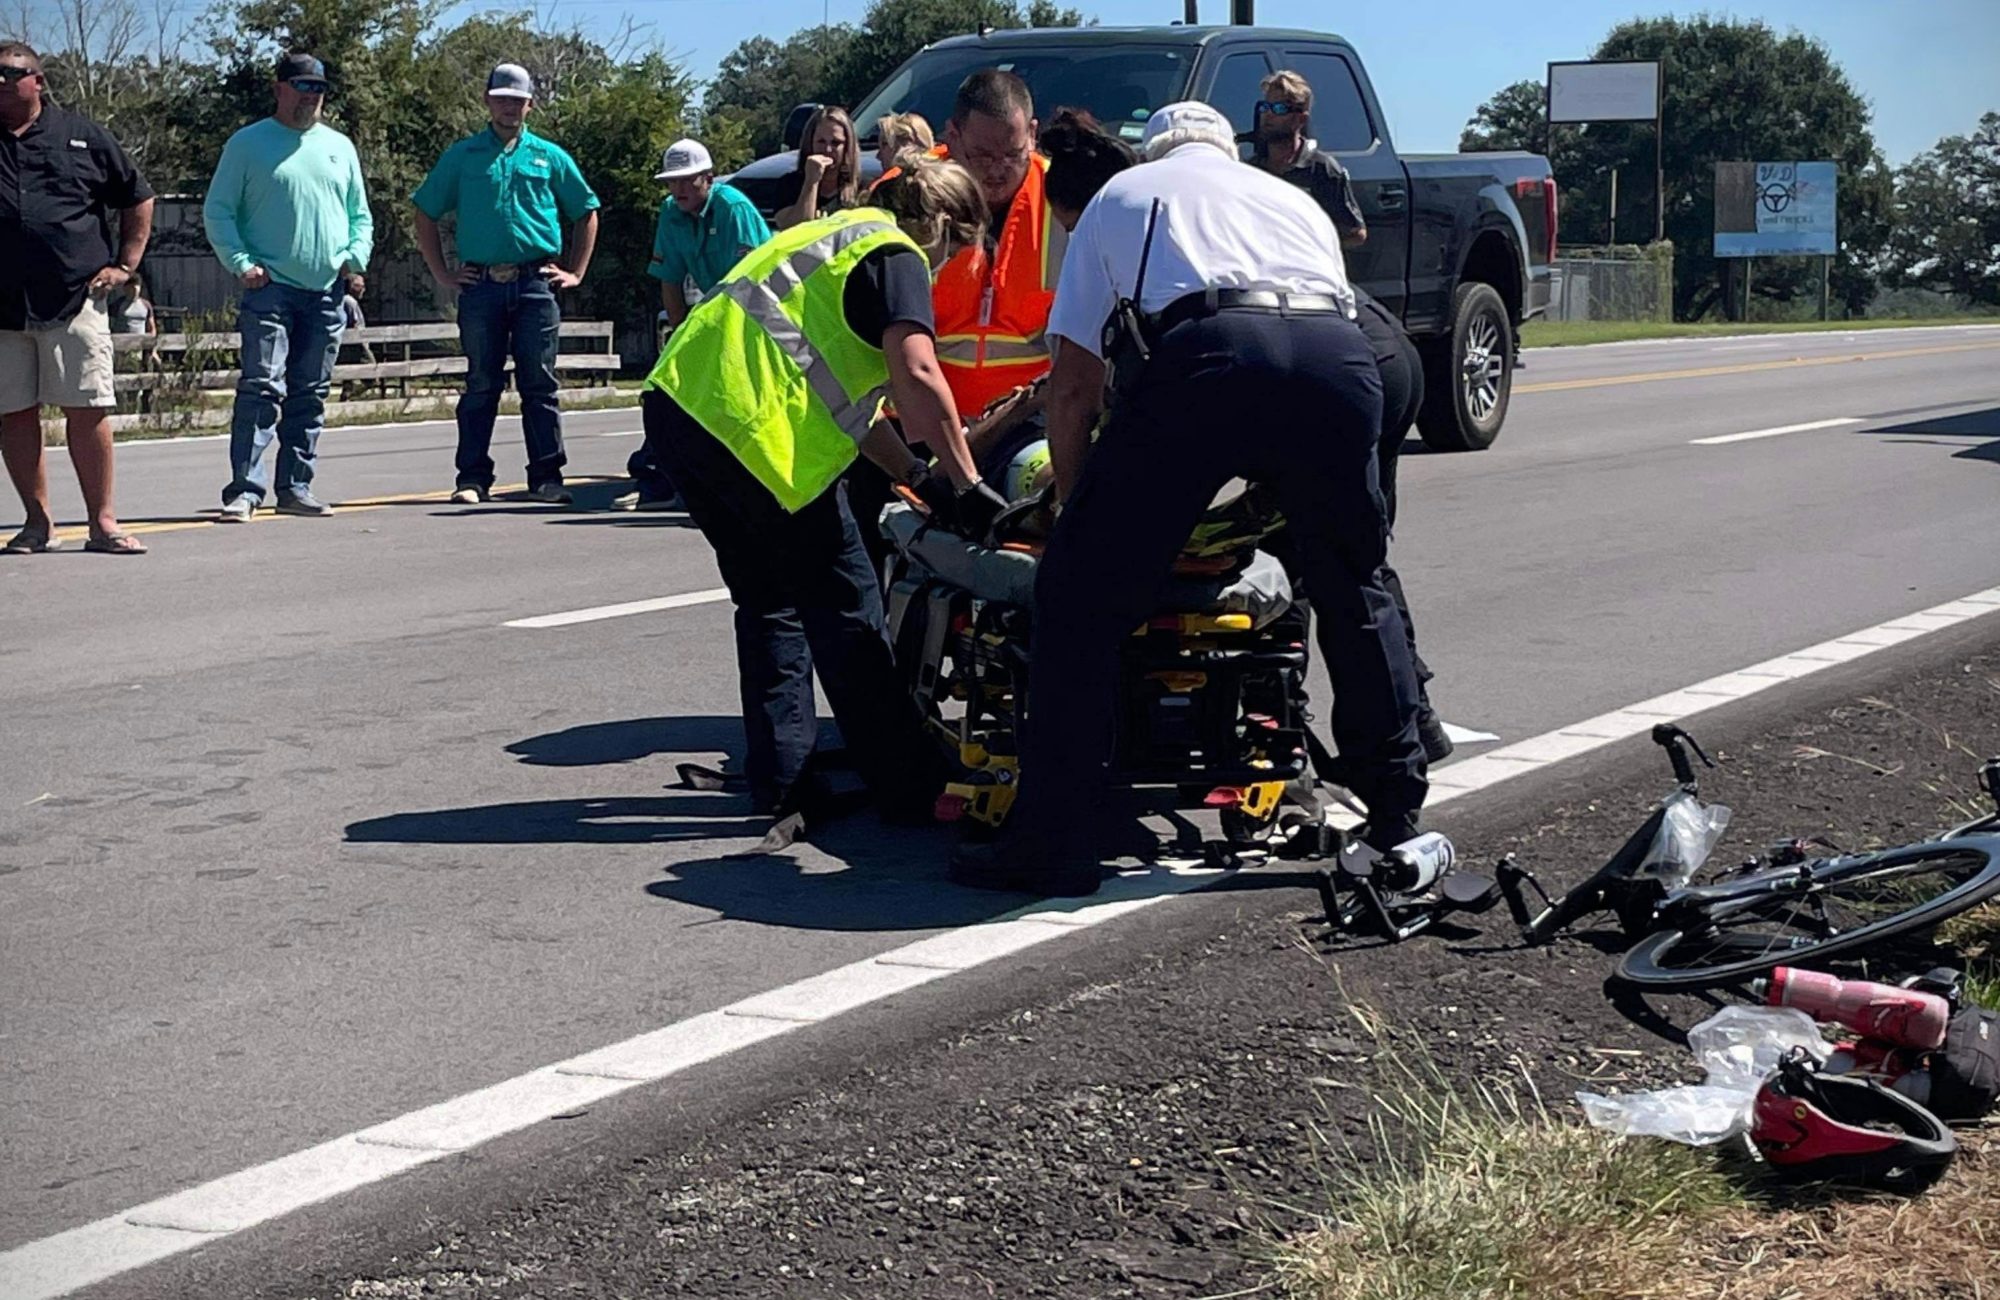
[1,40,154,555]
[1250,68,1366,251]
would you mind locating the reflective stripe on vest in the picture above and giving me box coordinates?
[647,209,917,512]
[930,152,1061,413]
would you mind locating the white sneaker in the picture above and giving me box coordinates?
[218,495,255,523]
[449,486,486,504]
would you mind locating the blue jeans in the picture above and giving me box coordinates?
[455,274,565,492]
[225,282,344,504]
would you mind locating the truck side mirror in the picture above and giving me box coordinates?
[783,103,820,152]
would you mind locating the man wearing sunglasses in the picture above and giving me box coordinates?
[1251,70,1367,250]
[1,40,154,556]
[203,53,373,523]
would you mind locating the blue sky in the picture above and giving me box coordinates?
[470,0,1998,164]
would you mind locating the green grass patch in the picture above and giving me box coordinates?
[1520,317,1997,348]
[1268,1037,1748,1300]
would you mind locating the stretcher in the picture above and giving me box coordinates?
[880,482,1317,845]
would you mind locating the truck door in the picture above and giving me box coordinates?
[1278,47,1410,319]
[1196,46,1275,149]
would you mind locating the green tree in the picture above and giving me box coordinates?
[704,26,857,159]
[1459,80,1548,155]
[1884,112,2000,307]
[824,0,1086,119]
[1465,17,1891,319]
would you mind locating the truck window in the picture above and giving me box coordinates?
[1202,50,1273,138]
[1279,51,1377,152]
[850,46,1192,146]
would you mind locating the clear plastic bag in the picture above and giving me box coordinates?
[1632,790,1732,888]
[1576,1006,1828,1145]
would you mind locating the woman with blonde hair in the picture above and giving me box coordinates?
[775,105,862,229]
[640,155,1004,828]
[874,111,935,171]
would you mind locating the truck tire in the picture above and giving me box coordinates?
[1417,281,1513,452]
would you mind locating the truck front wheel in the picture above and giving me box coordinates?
[1417,281,1513,452]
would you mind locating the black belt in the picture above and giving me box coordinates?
[1149,289,1346,337]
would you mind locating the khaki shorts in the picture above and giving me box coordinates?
[0,296,116,414]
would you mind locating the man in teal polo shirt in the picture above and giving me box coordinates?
[619,137,771,510]
[412,62,599,505]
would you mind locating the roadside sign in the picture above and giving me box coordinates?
[1714,161,1838,257]
[1546,60,1661,124]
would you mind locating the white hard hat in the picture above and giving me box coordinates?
[655,139,714,180]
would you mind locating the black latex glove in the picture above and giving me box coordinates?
[910,469,959,526]
[955,479,1009,538]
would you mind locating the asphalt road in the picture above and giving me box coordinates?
[3,323,1998,1272]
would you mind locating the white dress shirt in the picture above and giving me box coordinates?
[1046,142,1355,359]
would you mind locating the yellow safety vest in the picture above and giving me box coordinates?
[645,207,920,512]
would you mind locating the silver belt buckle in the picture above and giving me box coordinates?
[488,263,520,284]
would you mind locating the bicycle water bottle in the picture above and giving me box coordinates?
[1755,967,1951,1050]
[1377,832,1456,894]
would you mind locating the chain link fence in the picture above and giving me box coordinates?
[1547,243,1675,323]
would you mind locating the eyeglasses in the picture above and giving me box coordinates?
[0,66,40,84]
[288,79,329,95]
[957,143,1031,170]
[1255,100,1305,118]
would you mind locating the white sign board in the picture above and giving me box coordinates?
[1714,161,1839,257]
[1547,61,1661,124]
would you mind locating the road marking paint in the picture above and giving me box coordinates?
[504,587,731,629]
[1440,721,1499,744]
[1690,417,1863,446]
[6,583,2000,1300]
[1515,340,2000,396]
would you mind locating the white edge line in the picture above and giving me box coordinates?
[504,588,732,629]
[1691,417,1863,446]
[5,582,1999,1300]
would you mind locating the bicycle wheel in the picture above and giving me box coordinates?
[1614,835,2000,990]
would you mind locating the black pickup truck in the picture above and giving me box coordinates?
[727,25,1555,451]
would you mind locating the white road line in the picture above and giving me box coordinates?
[1691,416,1863,446]
[5,582,1999,1300]
[503,588,730,628]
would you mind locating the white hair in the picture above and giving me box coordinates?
[1142,121,1238,161]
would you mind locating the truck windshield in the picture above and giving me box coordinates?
[850,44,1193,145]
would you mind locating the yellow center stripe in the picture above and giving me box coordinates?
[1515,340,2000,395]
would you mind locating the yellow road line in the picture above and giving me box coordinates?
[48,478,618,544]
[1515,340,2000,395]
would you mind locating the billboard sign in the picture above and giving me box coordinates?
[1714,161,1838,257]
[1546,60,1661,124]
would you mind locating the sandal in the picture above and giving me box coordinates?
[3,527,57,555]
[83,531,147,556]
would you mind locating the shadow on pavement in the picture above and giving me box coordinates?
[344,792,769,845]
[1864,405,2000,466]
[508,715,743,767]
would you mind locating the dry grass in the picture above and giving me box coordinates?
[1267,1009,2000,1300]
[1689,1129,1999,1300]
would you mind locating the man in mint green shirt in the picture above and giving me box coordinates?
[413,63,599,505]
[203,52,372,521]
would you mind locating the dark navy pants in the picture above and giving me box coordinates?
[1353,290,1432,695]
[1010,307,1427,849]
[644,390,941,813]
[455,272,566,492]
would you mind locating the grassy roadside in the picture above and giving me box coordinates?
[1271,1032,1997,1300]
[1521,317,1997,348]
[1272,669,2000,1300]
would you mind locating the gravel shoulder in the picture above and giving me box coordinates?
[99,614,2000,1300]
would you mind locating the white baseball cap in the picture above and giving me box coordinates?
[655,138,714,180]
[486,63,534,99]
[1141,100,1236,154]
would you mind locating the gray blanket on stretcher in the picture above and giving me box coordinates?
[879,501,1294,629]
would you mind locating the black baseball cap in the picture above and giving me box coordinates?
[276,53,328,85]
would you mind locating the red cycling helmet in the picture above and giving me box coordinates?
[1751,1050,1957,1192]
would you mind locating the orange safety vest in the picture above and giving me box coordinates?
[927,149,1067,416]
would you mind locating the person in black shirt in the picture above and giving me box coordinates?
[1,41,154,555]
[1250,69,1366,250]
